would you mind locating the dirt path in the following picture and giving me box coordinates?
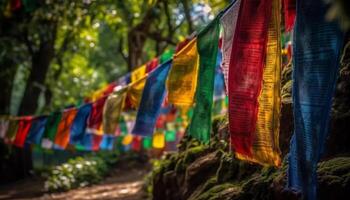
[0,163,149,200]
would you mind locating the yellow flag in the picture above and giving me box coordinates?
[103,87,128,135]
[167,39,199,108]
[131,64,146,83]
[122,134,133,145]
[127,73,148,108]
[152,132,165,149]
[236,0,281,167]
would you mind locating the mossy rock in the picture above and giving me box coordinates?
[195,183,241,200]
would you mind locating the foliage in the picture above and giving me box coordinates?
[45,156,107,192]
[44,151,119,192]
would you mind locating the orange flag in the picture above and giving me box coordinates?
[54,108,78,149]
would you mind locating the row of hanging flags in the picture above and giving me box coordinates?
[0,0,346,199]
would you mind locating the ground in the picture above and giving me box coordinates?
[0,163,148,200]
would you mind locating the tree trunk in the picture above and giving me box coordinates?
[18,38,55,115]
[0,59,17,115]
[127,30,147,71]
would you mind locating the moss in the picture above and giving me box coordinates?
[317,157,350,186]
[196,183,241,200]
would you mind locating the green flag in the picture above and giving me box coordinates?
[43,112,62,142]
[165,130,176,142]
[188,15,221,143]
[142,137,152,149]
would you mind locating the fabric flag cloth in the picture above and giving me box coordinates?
[165,130,176,142]
[99,135,115,150]
[79,133,93,151]
[228,0,272,156]
[131,136,142,151]
[160,49,174,64]
[92,134,103,151]
[103,87,127,135]
[26,116,48,145]
[70,103,92,145]
[213,50,225,101]
[122,134,133,145]
[13,117,33,148]
[117,73,131,86]
[167,39,199,108]
[42,112,63,148]
[188,13,221,143]
[86,96,108,135]
[283,0,296,32]
[220,0,241,93]
[146,58,159,73]
[131,64,146,83]
[132,60,172,136]
[54,108,78,149]
[0,118,9,139]
[235,0,282,167]
[126,74,148,109]
[288,0,344,200]
[142,137,152,149]
[10,0,21,11]
[153,132,165,149]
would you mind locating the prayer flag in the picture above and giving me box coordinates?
[54,108,78,149]
[146,58,159,73]
[188,13,221,143]
[165,130,176,142]
[26,116,47,145]
[99,135,116,150]
[142,137,152,149]
[42,112,62,149]
[288,0,344,199]
[70,103,92,145]
[86,96,108,134]
[122,134,133,145]
[92,134,103,151]
[228,0,272,156]
[153,132,165,149]
[132,60,172,136]
[167,39,199,108]
[283,0,296,32]
[235,0,282,167]
[220,0,241,93]
[126,74,148,109]
[103,87,127,134]
[13,117,33,147]
[160,49,174,64]
[131,136,141,151]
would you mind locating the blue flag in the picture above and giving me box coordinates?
[99,135,116,150]
[70,103,92,145]
[132,60,172,136]
[288,1,344,199]
[26,116,47,145]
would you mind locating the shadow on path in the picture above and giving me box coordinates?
[0,162,148,200]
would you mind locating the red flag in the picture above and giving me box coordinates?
[10,0,21,11]
[146,58,159,73]
[87,96,108,132]
[228,0,272,156]
[131,136,141,151]
[13,116,33,148]
[283,0,296,32]
[92,134,103,151]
